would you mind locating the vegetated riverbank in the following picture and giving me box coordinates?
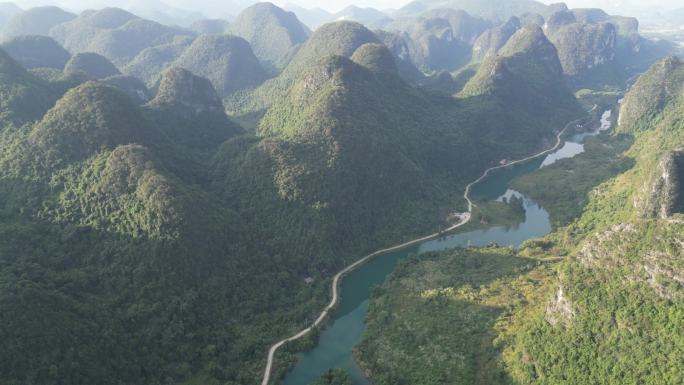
[357,57,684,385]
[261,117,585,385]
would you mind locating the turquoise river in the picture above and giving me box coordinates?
[282,118,608,385]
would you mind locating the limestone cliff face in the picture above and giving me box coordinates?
[546,19,617,77]
[617,56,684,131]
[471,17,521,62]
[639,149,684,219]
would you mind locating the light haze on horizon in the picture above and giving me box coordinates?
[5,0,684,18]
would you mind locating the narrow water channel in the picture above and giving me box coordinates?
[282,114,610,385]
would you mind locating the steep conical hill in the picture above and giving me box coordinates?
[351,43,398,74]
[460,25,581,146]
[64,52,121,79]
[173,34,267,97]
[229,2,310,71]
[65,18,194,65]
[49,7,139,54]
[618,56,684,132]
[389,9,491,72]
[471,16,520,62]
[145,67,241,148]
[1,35,70,69]
[1,6,75,39]
[28,81,154,165]
[100,75,152,104]
[640,148,684,219]
[122,35,194,87]
[546,21,617,78]
[462,25,566,98]
[52,143,213,240]
[0,47,58,124]
[226,21,380,118]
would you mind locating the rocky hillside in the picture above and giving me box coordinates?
[389,9,491,72]
[618,56,684,131]
[471,16,521,62]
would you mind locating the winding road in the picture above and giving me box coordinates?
[260,117,584,385]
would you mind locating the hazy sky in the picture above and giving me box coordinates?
[7,0,684,16]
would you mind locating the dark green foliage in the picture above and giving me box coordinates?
[311,369,352,385]
[356,247,543,385]
[173,34,268,97]
[1,6,75,39]
[618,56,684,133]
[64,52,121,79]
[122,35,194,86]
[145,67,241,149]
[0,47,59,125]
[350,42,397,73]
[229,2,310,72]
[0,15,621,385]
[226,20,380,118]
[471,16,521,62]
[374,30,425,82]
[28,81,153,166]
[1,35,70,69]
[460,25,583,148]
[358,56,684,385]
[100,74,152,104]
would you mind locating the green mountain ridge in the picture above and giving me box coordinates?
[172,34,268,97]
[1,6,75,39]
[1,35,70,70]
[145,66,242,149]
[228,2,310,72]
[64,52,121,79]
[388,8,491,72]
[122,35,194,86]
[0,47,59,125]
[0,5,680,385]
[357,54,684,385]
[225,21,380,120]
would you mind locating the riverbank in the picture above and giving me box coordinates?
[261,116,584,385]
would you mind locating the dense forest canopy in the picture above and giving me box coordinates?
[0,1,681,385]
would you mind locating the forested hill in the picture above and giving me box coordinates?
[0,1,679,385]
[357,55,684,385]
[0,12,583,384]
